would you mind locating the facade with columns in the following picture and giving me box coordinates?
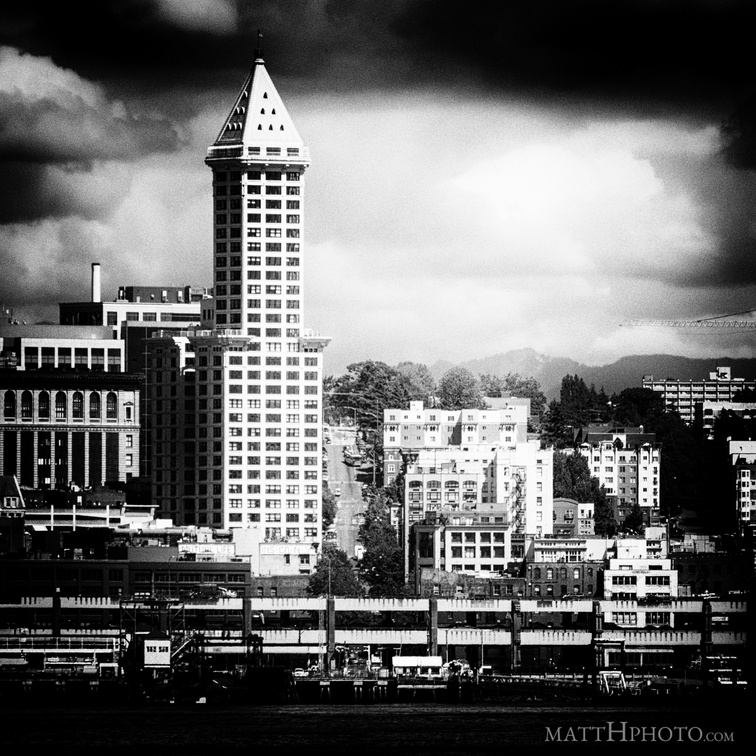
[146,50,329,563]
[0,370,140,489]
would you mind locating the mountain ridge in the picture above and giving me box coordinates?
[427,349,756,400]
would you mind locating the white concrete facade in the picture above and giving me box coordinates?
[577,439,660,516]
[603,557,678,601]
[383,400,529,485]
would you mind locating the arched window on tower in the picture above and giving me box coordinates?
[4,390,16,419]
[90,393,101,420]
[55,392,67,420]
[72,392,84,420]
[39,391,50,421]
[106,392,118,420]
[21,391,32,420]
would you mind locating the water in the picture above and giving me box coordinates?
[0,703,743,754]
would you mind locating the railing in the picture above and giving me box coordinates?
[0,636,118,651]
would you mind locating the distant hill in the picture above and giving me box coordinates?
[428,349,756,400]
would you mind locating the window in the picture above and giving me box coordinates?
[55,391,67,419]
[646,612,671,625]
[72,392,84,420]
[106,392,118,420]
[38,391,50,420]
[21,391,32,420]
[3,391,16,418]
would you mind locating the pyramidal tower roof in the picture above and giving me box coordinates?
[211,51,305,153]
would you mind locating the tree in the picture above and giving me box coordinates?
[732,386,756,403]
[541,399,570,448]
[559,374,596,428]
[479,373,506,398]
[610,387,667,430]
[329,360,414,428]
[306,544,363,596]
[395,362,436,404]
[322,487,337,530]
[437,367,486,410]
[358,489,405,595]
[593,493,617,538]
[480,372,547,416]
[623,502,645,535]
[384,469,405,505]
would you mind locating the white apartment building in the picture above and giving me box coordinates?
[147,51,329,564]
[643,366,756,425]
[576,429,660,521]
[402,441,553,574]
[728,440,756,533]
[383,399,529,486]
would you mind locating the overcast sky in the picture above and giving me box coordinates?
[2,1,756,376]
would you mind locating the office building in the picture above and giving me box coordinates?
[643,366,756,426]
[146,49,329,563]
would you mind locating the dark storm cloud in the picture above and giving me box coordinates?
[1,1,752,115]
[3,0,756,311]
[0,41,180,223]
[0,90,178,165]
[676,156,756,288]
[390,0,756,117]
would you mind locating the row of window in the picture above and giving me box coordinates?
[216,213,300,225]
[611,612,672,625]
[611,575,671,586]
[214,170,300,182]
[217,198,300,210]
[449,546,506,559]
[215,185,300,197]
[215,228,301,240]
[21,349,123,371]
[214,245,302,260]
[3,390,123,421]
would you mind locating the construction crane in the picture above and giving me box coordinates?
[620,308,756,330]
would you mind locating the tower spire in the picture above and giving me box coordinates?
[254,29,264,61]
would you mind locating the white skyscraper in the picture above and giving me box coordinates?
[148,49,329,558]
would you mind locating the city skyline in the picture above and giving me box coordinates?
[2,2,756,375]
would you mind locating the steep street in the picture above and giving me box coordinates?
[325,425,366,560]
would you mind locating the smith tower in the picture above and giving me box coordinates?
[205,49,309,332]
[149,49,329,562]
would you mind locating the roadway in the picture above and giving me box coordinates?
[325,425,366,560]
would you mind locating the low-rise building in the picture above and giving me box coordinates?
[1,366,141,489]
[553,497,595,537]
[603,557,678,601]
[411,507,513,588]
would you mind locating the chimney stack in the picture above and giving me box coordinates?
[91,263,101,303]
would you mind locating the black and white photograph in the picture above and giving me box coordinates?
[0,2,751,753]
